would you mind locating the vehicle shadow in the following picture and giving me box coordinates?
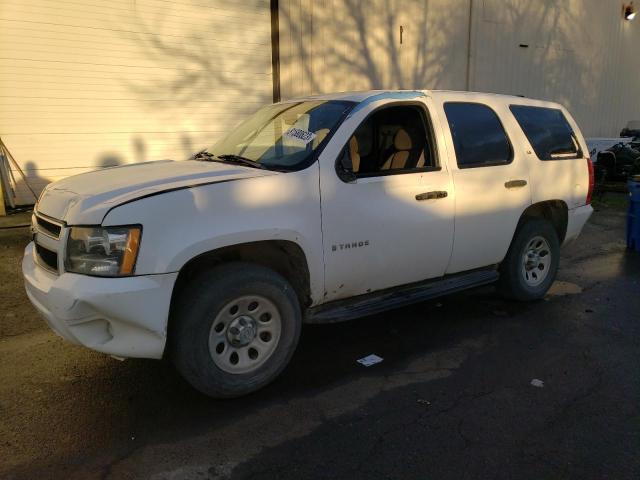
[7,284,538,479]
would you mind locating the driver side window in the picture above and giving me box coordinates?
[345,105,436,177]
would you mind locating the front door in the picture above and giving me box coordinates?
[319,100,455,302]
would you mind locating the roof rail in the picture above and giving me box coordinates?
[347,91,427,117]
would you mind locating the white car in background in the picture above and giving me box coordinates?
[23,90,594,397]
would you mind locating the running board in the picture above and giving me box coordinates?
[305,269,499,324]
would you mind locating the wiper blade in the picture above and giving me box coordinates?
[217,154,266,169]
[191,151,267,170]
[190,149,215,160]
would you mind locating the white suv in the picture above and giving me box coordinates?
[23,90,594,397]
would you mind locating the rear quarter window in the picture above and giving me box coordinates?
[443,102,512,168]
[510,105,582,160]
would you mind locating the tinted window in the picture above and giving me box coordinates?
[347,105,435,176]
[444,103,512,167]
[510,105,581,160]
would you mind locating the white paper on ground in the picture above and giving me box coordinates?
[357,354,384,367]
[530,378,544,388]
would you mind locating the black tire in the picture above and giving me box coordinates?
[170,262,301,398]
[499,218,560,301]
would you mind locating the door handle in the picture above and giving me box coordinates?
[415,191,448,201]
[504,179,527,189]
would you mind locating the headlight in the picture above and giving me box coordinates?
[65,226,141,277]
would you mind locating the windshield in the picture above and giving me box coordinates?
[207,100,355,171]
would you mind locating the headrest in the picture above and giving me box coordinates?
[349,136,359,154]
[313,128,330,148]
[394,129,412,150]
[349,136,360,172]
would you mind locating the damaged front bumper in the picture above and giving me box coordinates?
[22,242,178,359]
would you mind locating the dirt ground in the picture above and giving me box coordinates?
[0,211,40,337]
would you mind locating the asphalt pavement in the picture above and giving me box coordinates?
[1,198,638,480]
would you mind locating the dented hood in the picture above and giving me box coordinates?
[36,160,275,225]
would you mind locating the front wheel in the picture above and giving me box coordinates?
[170,262,301,398]
[499,218,560,301]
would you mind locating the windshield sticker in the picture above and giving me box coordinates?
[283,127,316,145]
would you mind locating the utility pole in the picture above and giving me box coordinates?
[465,0,474,91]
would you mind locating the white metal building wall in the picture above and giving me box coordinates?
[279,0,640,137]
[0,0,273,205]
[471,0,640,138]
[2,0,638,205]
[278,0,471,98]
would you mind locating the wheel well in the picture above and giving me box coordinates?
[518,200,568,243]
[170,240,312,314]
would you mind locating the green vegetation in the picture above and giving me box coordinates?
[592,192,629,211]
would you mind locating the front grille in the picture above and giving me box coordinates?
[35,214,62,239]
[35,244,59,273]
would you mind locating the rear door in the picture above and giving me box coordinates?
[435,97,532,274]
[509,104,590,209]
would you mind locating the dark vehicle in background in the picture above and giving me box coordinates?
[594,121,640,183]
[619,120,640,138]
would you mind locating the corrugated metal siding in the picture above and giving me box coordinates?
[471,0,640,137]
[0,0,273,204]
[2,0,637,206]
[278,0,471,98]
[280,0,639,137]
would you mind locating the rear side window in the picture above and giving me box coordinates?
[444,102,512,168]
[510,105,582,160]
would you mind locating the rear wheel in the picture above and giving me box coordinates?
[499,218,560,301]
[170,262,301,398]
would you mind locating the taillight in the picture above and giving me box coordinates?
[586,157,594,205]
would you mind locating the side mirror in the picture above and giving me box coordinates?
[336,147,357,183]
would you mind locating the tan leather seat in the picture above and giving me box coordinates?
[312,128,330,149]
[381,129,411,170]
[349,136,360,172]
